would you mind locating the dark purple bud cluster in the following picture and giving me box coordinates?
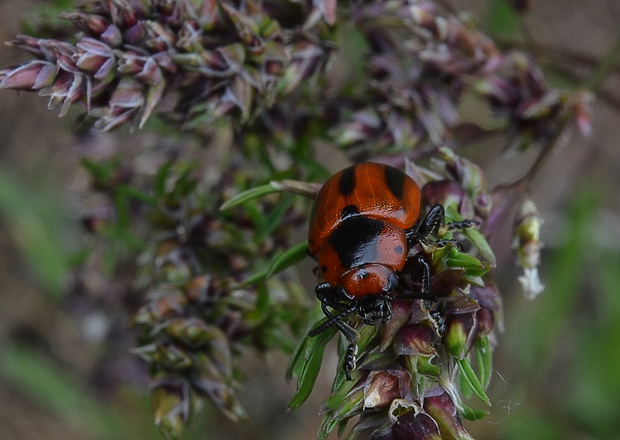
[0,0,336,130]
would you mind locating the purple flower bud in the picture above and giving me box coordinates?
[364,370,411,409]
[135,57,164,85]
[0,61,55,90]
[59,11,111,35]
[101,24,123,47]
[109,78,144,108]
[421,180,468,215]
[394,324,437,357]
[7,35,46,58]
[390,400,442,440]
[423,389,471,439]
[76,38,114,73]
[123,21,146,45]
[439,147,488,196]
[469,284,502,313]
[476,306,495,335]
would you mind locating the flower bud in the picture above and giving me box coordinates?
[364,370,411,409]
[445,312,478,360]
[0,60,55,90]
[389,400,442,440]
[422,180,473,219]
[394,324,437,357]
[512,199,544,298]
[423,389,471,440]
[438,147,487,196]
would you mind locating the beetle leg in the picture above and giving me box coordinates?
[311,284,359,342]
[418,255,432,298]
[408,205,479,252]
[310,284,361,380]
[417,204,446,237]
[407,204,445,250]
[343,343,358,381]
[447,218,479,231]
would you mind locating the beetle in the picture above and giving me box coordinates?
[307,162,475,379]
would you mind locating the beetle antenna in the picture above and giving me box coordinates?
[309,311,345,336]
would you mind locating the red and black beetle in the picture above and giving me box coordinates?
[307,162,475,379]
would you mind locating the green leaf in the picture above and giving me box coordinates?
[116,183,156,206]
[244,282,271,325]
[241,241,308,286]
[462,225,497,268]
[219,183,280,211]
[81,157,116,186]
[457,358,491,406]
[444,246,490,278]
[475,334,493,390]
[266,241,309,278]
[155,160,173,197]
[288,330,333,409]
[256,193,294,240]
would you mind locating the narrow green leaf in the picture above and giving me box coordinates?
[244,282,270,325]
[444,247,490,277]
[288,332,332,409]
[219,183,279,211]
[475,334,493,390]
[266,241,309,278]
[286,304,326,381]
[116,184,156,206]
[240,241,308,287]
[256,193,293,239]
[462,226,497,268]
[239,267,269,287]
[154,160,173,197]
[457,358,491,406]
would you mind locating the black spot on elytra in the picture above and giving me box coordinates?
[328,216,384,269]
[338,166,356,195]
[384,165,405,200]
[394,245,404,255]
[321,265,328,273]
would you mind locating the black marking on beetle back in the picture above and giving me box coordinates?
[321,265,328,274]
[340,204,360,220]
[339,166,356,196]
[384,165,405,200]
[394,245,404,255]
[328,216,384,269]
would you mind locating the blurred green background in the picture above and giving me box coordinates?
[1,0,620,439]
